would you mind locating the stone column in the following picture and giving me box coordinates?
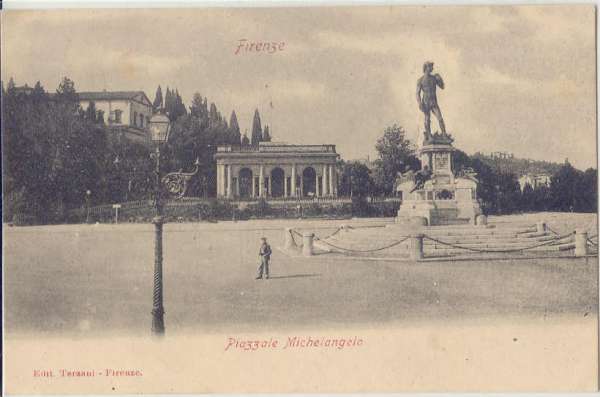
[333,167,338,196]
[328,164,334,197]
[217,164,223,197]
[291,164,296,197]
[215,164,220,196]
[268,174,272,198]
[252,176,256,198]
[259,165,264,197]
[235,174,240,199]
[226,165,232,198]
[300,169,304,197]
[284,174,288,197]
[322,164,328,196]
[222,164,227,198]
[315,169,320,197]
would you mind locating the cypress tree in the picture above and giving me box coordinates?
[262,125,271,142]
[229,110,241,145]
[241,131,250,146]
[153,85,163,112]
[251,109,262,146]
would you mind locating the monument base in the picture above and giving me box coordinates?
[396,197,482,226]
[394,132,482,226]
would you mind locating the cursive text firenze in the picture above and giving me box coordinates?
[235,39,285,55]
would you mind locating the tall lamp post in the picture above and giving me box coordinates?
[85,190,92,224]
[148,113,171,336]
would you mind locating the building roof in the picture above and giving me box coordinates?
[215,143,339,160]
[13,85,35,95]
[78,91,152,106]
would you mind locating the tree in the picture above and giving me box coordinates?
[372,124,419,195]
[241,131,250,146]
[164,87,174,119]
[229,110,241,145]
[532,184,551,212]
[338,161,374,197]
[84,101,98,123]
[173,89,187,120]
[262,125,271,142]
[189,93,207,119]
[209,103,220,123]
[153,85,163,112]
[56,76,78,102]
[520,183,535,212]
[164,88,186,122]
[3,77,109,222]
[579,168,597,212]
[251,109,262,146]
[550,163,582,212]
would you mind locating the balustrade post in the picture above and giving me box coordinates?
[410,233,424,261]
[284,228,297,250]
[302,233,314,256]
[575,228,589,257]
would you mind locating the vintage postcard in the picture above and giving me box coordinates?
[2,4,598,394]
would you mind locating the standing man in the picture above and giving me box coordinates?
[256,237,272,280]
[416,61,446,138]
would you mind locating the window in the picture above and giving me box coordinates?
[133,111,138,126]
[114,110,122,124]
[139,114,144,127]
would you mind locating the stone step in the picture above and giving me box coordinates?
[318,235,565,254]
[327,236,548,248]
[423,237,552,246]
[384,225,537,235]
[423,245,564,256]
[386,223,536,232]
[331,232,547,244]
[425,241,554,250]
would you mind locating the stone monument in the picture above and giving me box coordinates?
[395,62,482,226]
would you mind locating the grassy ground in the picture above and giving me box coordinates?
[4,213,597,336]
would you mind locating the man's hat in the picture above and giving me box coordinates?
[261,237,267,240]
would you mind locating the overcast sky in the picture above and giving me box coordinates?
[2,5,596,169]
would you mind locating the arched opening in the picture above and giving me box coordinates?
[238,168,253,198]
[302,167,317,197]
[436,189,454,200]
[271,167,285,198]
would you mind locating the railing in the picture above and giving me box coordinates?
[216,144,337,154]
[69,195,402,214]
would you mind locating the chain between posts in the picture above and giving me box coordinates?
[290,227,342,244]
[314,235,411,253]
[423,232,575,253]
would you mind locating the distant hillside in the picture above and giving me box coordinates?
[471,152,565,176]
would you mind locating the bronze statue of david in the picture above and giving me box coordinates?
[417,61,446,138]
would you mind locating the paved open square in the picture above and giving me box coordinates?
[4,213,597,336]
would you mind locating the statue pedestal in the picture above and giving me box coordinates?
[395,133,482,226]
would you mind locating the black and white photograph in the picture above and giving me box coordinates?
[1,4,598,393]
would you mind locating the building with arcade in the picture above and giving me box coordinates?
[214,142,339,199]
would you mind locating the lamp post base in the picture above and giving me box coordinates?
[152,215,165,336]
[151,307,165,335]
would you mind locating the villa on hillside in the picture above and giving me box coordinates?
[214,142,339,199]
[518,173,551,191]
[78,91,153,143]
